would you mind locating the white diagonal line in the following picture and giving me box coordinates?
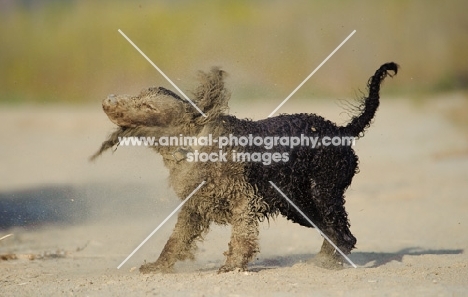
[0,234,13,241]
[269,181,357,268]
[268,30,356,118]
[118,29,207,118]
[117,181,206,269]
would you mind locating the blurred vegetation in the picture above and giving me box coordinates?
[1,0,467,104]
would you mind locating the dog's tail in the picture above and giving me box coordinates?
[340,62,398,137]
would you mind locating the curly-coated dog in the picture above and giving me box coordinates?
[92,62,398,273]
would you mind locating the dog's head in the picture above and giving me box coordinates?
[103,87,187,128]
[102,67,230,130]
[90,67,230,161]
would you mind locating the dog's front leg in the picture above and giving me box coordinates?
[140,203,208,273]
[218,199,259,273]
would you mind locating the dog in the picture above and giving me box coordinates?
[91,62,398,273]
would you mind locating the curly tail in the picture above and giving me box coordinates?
[340,62,399,137]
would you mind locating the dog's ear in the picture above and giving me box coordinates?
[191,67,230,122]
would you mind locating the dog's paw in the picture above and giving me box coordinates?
[139,262,174,274]
[310,254,344,270]
[217,265,245,274]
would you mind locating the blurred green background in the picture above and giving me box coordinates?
[1,0,467,104]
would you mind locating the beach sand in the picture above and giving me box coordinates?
[1,95,467,296]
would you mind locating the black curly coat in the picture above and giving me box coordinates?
[92,62,398,273]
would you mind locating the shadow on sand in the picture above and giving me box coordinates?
[0,183,173,230]
[0,185,89,230]
[249,247,464,271]
[349,247,464,267]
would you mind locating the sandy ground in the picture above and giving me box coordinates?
[1,95,468,296]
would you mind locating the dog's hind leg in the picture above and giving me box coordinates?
[218,198,259,273]
[140,203,209,273]
[311,187,357,270]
